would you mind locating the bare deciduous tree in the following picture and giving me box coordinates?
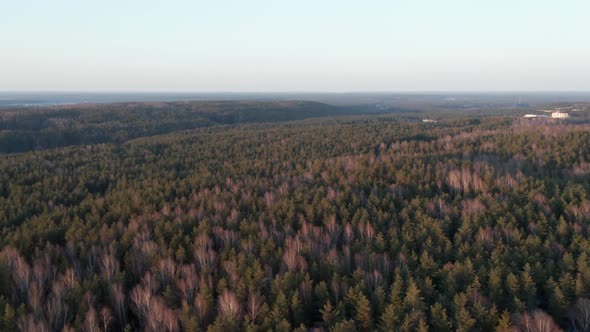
[194,292,210,327]
[153,257,177,287]
[45,282,70,331]
[110,283,126,324]
[512,310,562,332]
[83,306,100,332]
[162,305,179,332]
[218,289,242,321]
[28,283,43,319]
[246,292,263,322]
[100,253,119,282]
[131,284,153,322]
[62,325,76,332]
[177,264,198,304]
[61,268,79,290]
[17,314,50,332]
[282,247,298,271]
[570,298,590,332]
[146,296,178,332]
[100,307,113,332]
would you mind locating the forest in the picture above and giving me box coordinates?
[1,100,590,331]
[0,101,360,153]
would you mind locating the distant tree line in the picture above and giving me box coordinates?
[0,101,354,153]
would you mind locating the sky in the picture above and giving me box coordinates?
[1,0,589,92]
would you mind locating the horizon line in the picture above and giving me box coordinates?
[2,90,590,94]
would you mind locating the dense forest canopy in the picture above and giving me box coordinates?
[0,100,590,331]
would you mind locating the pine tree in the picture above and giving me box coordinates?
[416,318,429,332]
[520,265,536,309]
[330,319,356,332]
[2,303,16,332]
[373,286,386,314]
[495,310,512,332]
[506,272,519,299]
[290,291,304,326]
[403,277,424,317]
[419,250,437,277]
[430,302,451,332]
[547,278,567,319]
[400,312,418,332]
[320,301,340,328]
[379,275,404,331]
[380,302,401,331]
[271,291,289,324]
[453,293,475,332]
[354,291,372,331]
[488,266,504,304]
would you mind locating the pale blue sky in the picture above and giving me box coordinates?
[1,0,589,92]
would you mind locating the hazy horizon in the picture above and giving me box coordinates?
[3,91,590,109]
[3,90,590,93]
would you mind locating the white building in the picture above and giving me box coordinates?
[523,114,549,118]
[551,111,570,118]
